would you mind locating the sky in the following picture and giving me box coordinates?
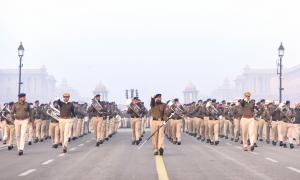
[1,0,300,104]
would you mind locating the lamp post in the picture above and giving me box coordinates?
[277,42,284,103]
[18,42,24,95]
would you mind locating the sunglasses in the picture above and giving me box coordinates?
[63,96,70,98]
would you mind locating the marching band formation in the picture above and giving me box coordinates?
[1,91,300,156]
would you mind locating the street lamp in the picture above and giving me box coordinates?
[277,42,284,103]
[17,42,24,95]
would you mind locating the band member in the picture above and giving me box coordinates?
[232,100,242,142]
[207,99,220,145]
[224,102,234,141]
[271,102,281,145]
[27,103,35,145]
[57,93,75,153]
[88,94,106,146]
[278,101,295,149]
[150,94,167,156]
[240,92,256,151]
[49,101,60,148]
[127,97,145,145]
[170,98,185,145]
[294,103,300,146]
[1,102,15,150]
[11,93,32,156]
[33,100,43,143]
[261,102,272,144]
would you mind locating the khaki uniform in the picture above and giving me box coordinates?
[91,117,104,141]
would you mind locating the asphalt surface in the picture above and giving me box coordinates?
[0,129,299,180]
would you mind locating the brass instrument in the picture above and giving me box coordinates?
[46,104,60,121]
[91,98,104,114]
[0,104,13,123]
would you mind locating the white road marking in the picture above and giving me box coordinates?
[287,167,300,174]
[58,153,65,157]
[70,147,77,151]
[18,169,36,176]
[265,157,278,163]
[78,144,84,147]
[42,159,54,165]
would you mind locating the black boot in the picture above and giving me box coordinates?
[18,150,24,156]
[136,140,140,145]
[63,147,67,153]
[8,145,13,150]
[250,145,255,152]
[96,141,100,147]
[159,148,164,156]
[283,143,287,148]
[132,141,136,145]
[279,141,283,146]
[177,142,181,145]
[290,144,294,149]
[215,141,219,146]
[28,141,32,146]
[254,143,258,147]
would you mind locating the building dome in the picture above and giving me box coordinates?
[183,82,198,92]
[94,82,108,94]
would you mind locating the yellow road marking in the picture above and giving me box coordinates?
[155,156,169,180]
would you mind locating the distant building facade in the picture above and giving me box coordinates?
[183,82,198,104]
[212,65,300,103]
[0,67,55,103]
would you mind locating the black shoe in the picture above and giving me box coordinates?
[34,139,38,143]
[139,137,142,141]
[58,143,63,146]
[193,133,197,137]
[40,139,44,142]
[3,140,7,145]
[52,144,58,148]
[254,143,258,147]
[141,134,144,138]
[279,141,283,146]
[154,151,159,156]
[100,140,104,144]
[250,146,255,152]
[68,138,71,142]
[259,139,263,142]
[8,146,13,150]
[28,141,32,146]
[206,139,211,143]
[210,142,214,145]
[18,150,23,156]
[72,137,76,141]
[159,148,164,156]
[136,140,140,145]
[105,138,109,141]
[225,136,229,139]
[234,139,239,142]
[177,142,181,145]
[173,141,177,145]
[290,144,294,149]
[283,144,287,148]
[231,138,234,141]
[96,142,100,147]
[240,140,243,144]
[247,140,250,145]
[109,135,112,138]
[266,140,270,144]
[215,141,219,146]
[197,137,201,140]
[201,139,205,142]
[63,147,67,153]
[272,141,277,146]
[132,141,136,145]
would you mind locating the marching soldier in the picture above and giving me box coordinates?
[271,102,281,145]
[33,100,43,143]
[278,101,295,149]
[169,98,185,145]
[127,97,145,145]
[11,93,32,156]
[57,93,75,153]
[88,94,106,146]
[224,102,234,141]
[1,102,15,150]
[232,100,242,142]
[294,103,300,146]
[49,101,60,148]
[240,92,256,151]
[207,99,220,145]
[27,103,35,145]
[150,94,167,156]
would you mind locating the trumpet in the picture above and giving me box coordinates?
[91,98,104,114]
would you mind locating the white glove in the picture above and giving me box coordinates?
[162,121,166,125]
